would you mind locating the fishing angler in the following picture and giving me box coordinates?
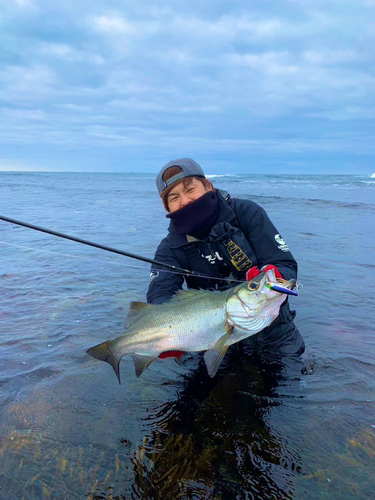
[147,158,305,367]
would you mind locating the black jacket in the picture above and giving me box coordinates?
[147,191,297,304]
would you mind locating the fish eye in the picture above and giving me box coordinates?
[247,282,259,291]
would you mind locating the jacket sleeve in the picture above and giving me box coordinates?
[146,238,185,304]
[235,200,298,281]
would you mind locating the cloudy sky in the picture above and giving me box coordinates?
[0,0,374,174]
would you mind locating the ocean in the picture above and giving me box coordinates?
[1,172,374,499]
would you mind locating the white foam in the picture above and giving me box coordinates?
[371,173,375,178]
[206,174,235,178]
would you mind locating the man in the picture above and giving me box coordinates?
[147,158,304,365]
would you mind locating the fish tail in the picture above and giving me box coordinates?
[86,341,122,384]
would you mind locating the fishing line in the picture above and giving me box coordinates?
[0,240,247,284]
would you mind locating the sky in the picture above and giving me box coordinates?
[0,0,374,174]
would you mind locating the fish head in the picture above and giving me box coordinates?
[226,272,268,321]
[226,269,296,331]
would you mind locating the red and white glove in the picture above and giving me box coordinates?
[245,266,260,280]
[260,264,283,280]
[245,265,283,281]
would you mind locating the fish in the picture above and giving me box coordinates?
[86,269,296,382]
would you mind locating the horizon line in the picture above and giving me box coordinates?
[0,170,367,176]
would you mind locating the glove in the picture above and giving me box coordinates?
[246,265,284,281]
[159,351,184,359]
[245,266,260,280]
[260,264,283,280]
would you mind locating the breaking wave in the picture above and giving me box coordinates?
[206,174,237,178]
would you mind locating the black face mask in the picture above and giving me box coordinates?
[166,190,219,236]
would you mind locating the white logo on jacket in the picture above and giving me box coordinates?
[149,270,159,283]
[275,234,289,252]
[204,252,224,264]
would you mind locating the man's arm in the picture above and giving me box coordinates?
[235,200,298,281]
[146,239,184,304]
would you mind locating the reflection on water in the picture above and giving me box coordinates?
[6,355,374,500]
[0,355,304,500]
[131,358,302,500]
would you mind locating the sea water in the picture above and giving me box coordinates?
[0,172,374,499]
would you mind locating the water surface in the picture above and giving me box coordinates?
[1,172,374,499]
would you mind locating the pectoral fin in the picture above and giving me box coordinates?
[204,347,229,378]
[131,354,156,378]
[204,322,234,378]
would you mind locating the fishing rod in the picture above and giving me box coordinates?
[0,215,299,294]
[0,215,202,278]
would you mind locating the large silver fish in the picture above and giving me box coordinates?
[87,269,295,381]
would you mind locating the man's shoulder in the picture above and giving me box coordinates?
[226,195,263,216]
[156,233,172,251]
[156,230,187,252]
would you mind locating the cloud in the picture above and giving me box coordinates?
[170,14,284,40]
[0,0,374,172]
[38,43,81,60]
[308,106,375,121]
[0,64,58,101]
[1,108,47,120]
[108,99,220,114]
[302,49,361,65]
[92,15,137,35]
[13,0,35,8]
[224,51,299,75]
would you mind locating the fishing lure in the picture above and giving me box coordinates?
[266,281,299,296]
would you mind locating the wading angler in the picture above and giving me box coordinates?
[87,158,304,379]
[148,159,304,365]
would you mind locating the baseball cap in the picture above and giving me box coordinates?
[156,158,205,196]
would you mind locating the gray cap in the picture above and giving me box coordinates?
[156,158,205,196]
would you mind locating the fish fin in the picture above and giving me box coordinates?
[224,321,235,336]
[204,346,229,378]
[171,289,208,301]
[129,301,151,311]
[87,341,122,384]
[131,354,155,378]
[126,301,152,326]
[215,321,234,350]
[204,323,234,378]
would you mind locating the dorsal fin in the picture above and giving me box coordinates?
[129,301,151,311]
[170,289,208,301]
[126,301,152,327]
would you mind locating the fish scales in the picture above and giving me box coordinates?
[116,291,228,354]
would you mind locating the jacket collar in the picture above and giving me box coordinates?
[168,189,237,248]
